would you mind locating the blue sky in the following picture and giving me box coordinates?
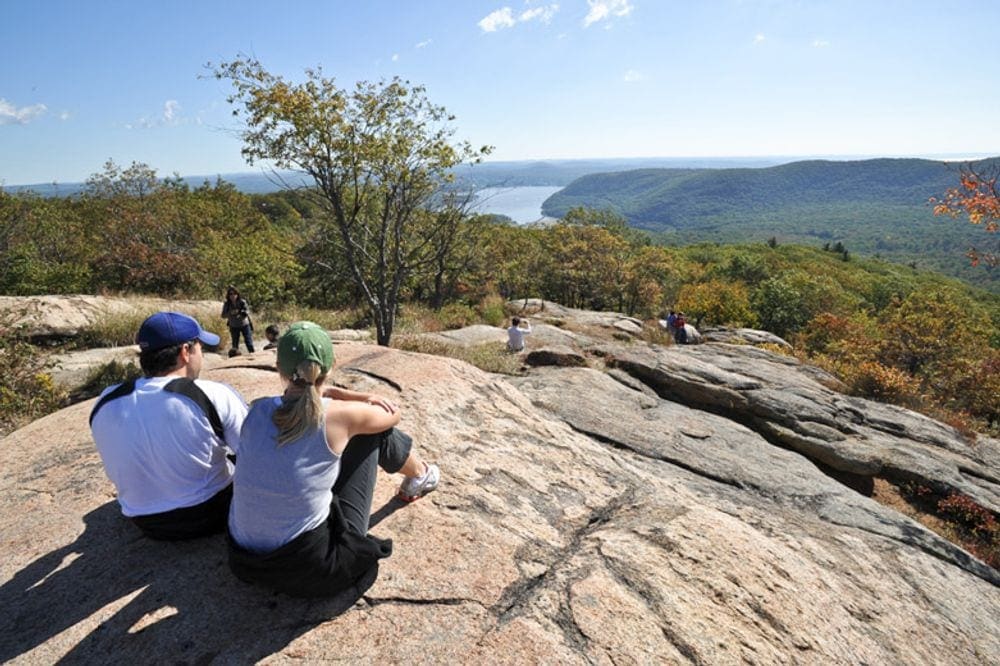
[3,0,999,185]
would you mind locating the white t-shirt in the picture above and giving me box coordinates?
[507,322,531,350]
[90,376,248,516]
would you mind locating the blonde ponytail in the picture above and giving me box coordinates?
[273,360,327,445]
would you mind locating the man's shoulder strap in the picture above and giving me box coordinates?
[163,378,226,442]
[88,378,138,426]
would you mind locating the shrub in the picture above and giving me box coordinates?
[69,359,142,403]
[391,335,522,376]
[0,312,66,435]
[476,293,507,327]
[841,360,922,405]
[436,302,478,330]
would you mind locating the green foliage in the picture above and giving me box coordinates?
[69,359,142,403]
[751,274,811,338]
[0,310,66,436]
[213,56,492,345]
[1,162,296,301]
[542,158,1000,291]
[676,280,757,328]
[476,293,507,327]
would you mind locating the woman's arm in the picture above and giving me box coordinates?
[325,400,402,455]
[322,386,398,414]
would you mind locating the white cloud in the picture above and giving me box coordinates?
[163,100,180,123]
[520,4,559,23]
[125,100,184,130]
[623,69,644,82]
[754,33,766,43]
[59,110,71,121]
[480,4,558,32]
[583,0,632,28]
[416,38,433,48]
[392,53,400,61]
[479,7,516,32]
[812,39,830,48]
[0,98,47,125]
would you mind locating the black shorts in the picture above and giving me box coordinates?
[130,484,233,541]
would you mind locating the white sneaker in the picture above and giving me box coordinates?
[398,463,440,502]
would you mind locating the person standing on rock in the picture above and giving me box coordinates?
[222,285,255,356]
[674,312,688,345]
[227,321,439,598]
[89,311,249,540]
[507,316,531,352]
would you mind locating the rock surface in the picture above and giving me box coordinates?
[0,295,219,339]
[702,326,793,348]
[2,299,999,664]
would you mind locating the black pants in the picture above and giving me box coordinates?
[227,428,412,597]
[131,484,232,541]
[333,428,412,534]
[229,325,255,353]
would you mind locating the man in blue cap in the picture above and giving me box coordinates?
[90,311,249,540]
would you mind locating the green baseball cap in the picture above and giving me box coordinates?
[277,321,334,376]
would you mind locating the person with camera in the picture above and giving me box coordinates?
[222,285,255,356]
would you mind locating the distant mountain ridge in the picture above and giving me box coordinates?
[1,156,824,196]
[542,157,1000,289]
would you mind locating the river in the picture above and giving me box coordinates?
[471,186,562,224]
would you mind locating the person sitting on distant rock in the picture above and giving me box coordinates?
[674,312,688,345]
[263,324,280,350]
[89,312,249,540]
[227,321,439,598]
[222,285,255,356]
[507,316,532,352]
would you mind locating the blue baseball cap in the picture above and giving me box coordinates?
[136,312,220,352]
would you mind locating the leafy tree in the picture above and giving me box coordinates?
[877,289,990,376]
[932,163,1000,268]
[751,274,811,337]
[719,251,770,287]
[213,56,491,345]
[542,223,629,311]
[82,161,202,293]
[0,191,90,294]
[676,280,756,329]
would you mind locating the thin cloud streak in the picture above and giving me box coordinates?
[0,99,47,125]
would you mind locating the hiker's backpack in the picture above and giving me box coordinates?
[89,377,225,441]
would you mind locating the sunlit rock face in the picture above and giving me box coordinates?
[1,297,998,664]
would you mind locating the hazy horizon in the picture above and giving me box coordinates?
[5,152,999,190]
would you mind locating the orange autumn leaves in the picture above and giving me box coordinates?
[931,165,999,267]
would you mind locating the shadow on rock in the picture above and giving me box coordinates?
[0,501,372,664]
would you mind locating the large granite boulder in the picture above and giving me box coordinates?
[0,295,219,340]
[2,340,998,664]
[702,326,793,348]
[508,298,645,337]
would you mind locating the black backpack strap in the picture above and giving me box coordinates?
[164,378,226,442]
[89,378,138,426]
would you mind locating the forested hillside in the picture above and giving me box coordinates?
[543,158,1000,290]
[2,163,998,436]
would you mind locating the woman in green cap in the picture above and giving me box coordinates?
[227,321,439,598]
